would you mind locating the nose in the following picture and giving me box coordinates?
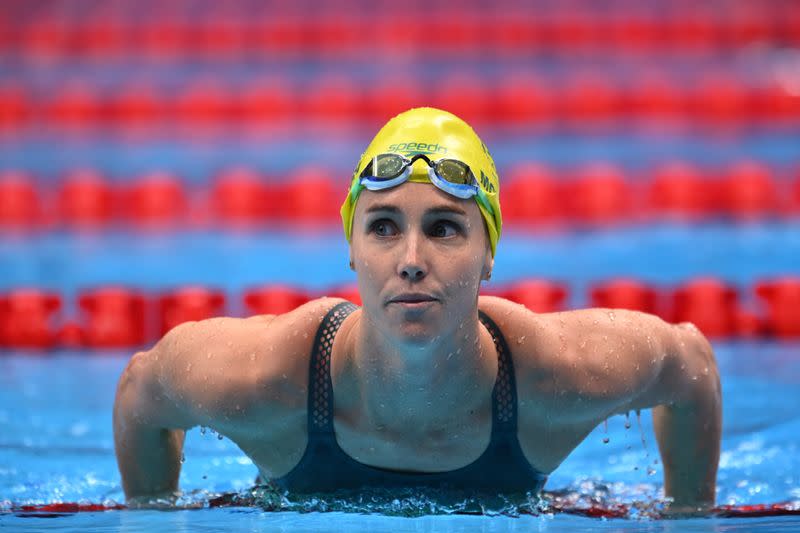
[398,233,427,282]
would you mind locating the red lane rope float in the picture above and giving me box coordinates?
[589,279,659,314]
[57,169,117,228]
[244,286,310,315]
[7,499,800,519]
[647,162,716,221]
[158,287,226,336]
[76,287,148,349]
[669,278,745,339]
[563,163,633,225]
[327,284,362,306]
[0,171,41,228]
[720,161,779,220]
[123,172,188,227]
[494,75,556,125]
[755,277,800,338]
[283,167,341,225]
[0,84,30,131]
[501,164,563,226]
[210,167,272,226]
[0,289,62,350]
[498,280,569,313]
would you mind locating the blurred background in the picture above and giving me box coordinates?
[1,0,799,351]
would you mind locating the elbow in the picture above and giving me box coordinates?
[671,323,721,407]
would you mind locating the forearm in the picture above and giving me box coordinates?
[113,350,189,502]
[652,330,722,508]
[652,397,720,506]
[114,418,185,501]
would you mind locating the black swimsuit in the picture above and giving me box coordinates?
[272,302,548,494]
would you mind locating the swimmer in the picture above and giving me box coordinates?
[114,108,721,514]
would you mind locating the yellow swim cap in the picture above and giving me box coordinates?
[341,107,502,256]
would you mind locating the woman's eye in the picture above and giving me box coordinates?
[431,221,458,238]
[370,220,397,237]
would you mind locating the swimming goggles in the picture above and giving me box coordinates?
[350,153,494,216]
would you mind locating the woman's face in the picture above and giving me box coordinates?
[350,181,493,345]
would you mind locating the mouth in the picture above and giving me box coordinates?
[387,293,439,307]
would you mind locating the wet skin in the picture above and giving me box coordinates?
[114,181,721,512]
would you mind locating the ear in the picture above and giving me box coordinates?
[482,250,494,281]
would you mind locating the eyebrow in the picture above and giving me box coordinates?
[364,204,468,217]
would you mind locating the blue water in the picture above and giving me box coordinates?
[0,225,799,530]
[0,341,799,531]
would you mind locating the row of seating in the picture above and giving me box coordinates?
[5,10,800,57]
[1,163,798,229]
[1,277,798,350]
[2,76,799,127]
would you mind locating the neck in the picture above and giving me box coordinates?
[341,311,497,433]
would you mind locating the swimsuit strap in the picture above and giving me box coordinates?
[307,301,359,434]
[478,310,519,435]
[307,304,518,436]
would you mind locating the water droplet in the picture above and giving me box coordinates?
[206,352,212,359]
[607,311,616,321]
[579,340,587,349]
[249,353,255,361]
[186,363,192,372]
[180,453,185,463]
[624,412,631,429]
[602,437,610,444]
[517,336,526,345]
[217,433,224,440]
[200,426,207,435]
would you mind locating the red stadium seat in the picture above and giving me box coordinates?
[283,167,340,224]
[78,287,148,348]
[0,289,61,349]
[243,286,310,315]
[501,163,562,225]
[720,161,778,219]
[647,162,716,220]
[57,169,116,227]
[0,171,41,228]
[123,172,187,226]
[670,278,739,338]
[502,279,568,313]
[211,168,272,225]
[494,75,556,124]
[589,279,659,314]
[564,163,631,224]
[159,286,226,336]
[755,277,800,338]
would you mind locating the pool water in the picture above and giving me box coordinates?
[1,228,799,532]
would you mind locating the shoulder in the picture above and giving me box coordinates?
[142,297,351,424]
[478,296,677,415]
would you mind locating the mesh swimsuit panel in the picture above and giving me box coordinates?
[272,302,548,494]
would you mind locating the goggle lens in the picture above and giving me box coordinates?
[435,159,470,184]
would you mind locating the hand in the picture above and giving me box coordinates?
[659,500,715,519]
